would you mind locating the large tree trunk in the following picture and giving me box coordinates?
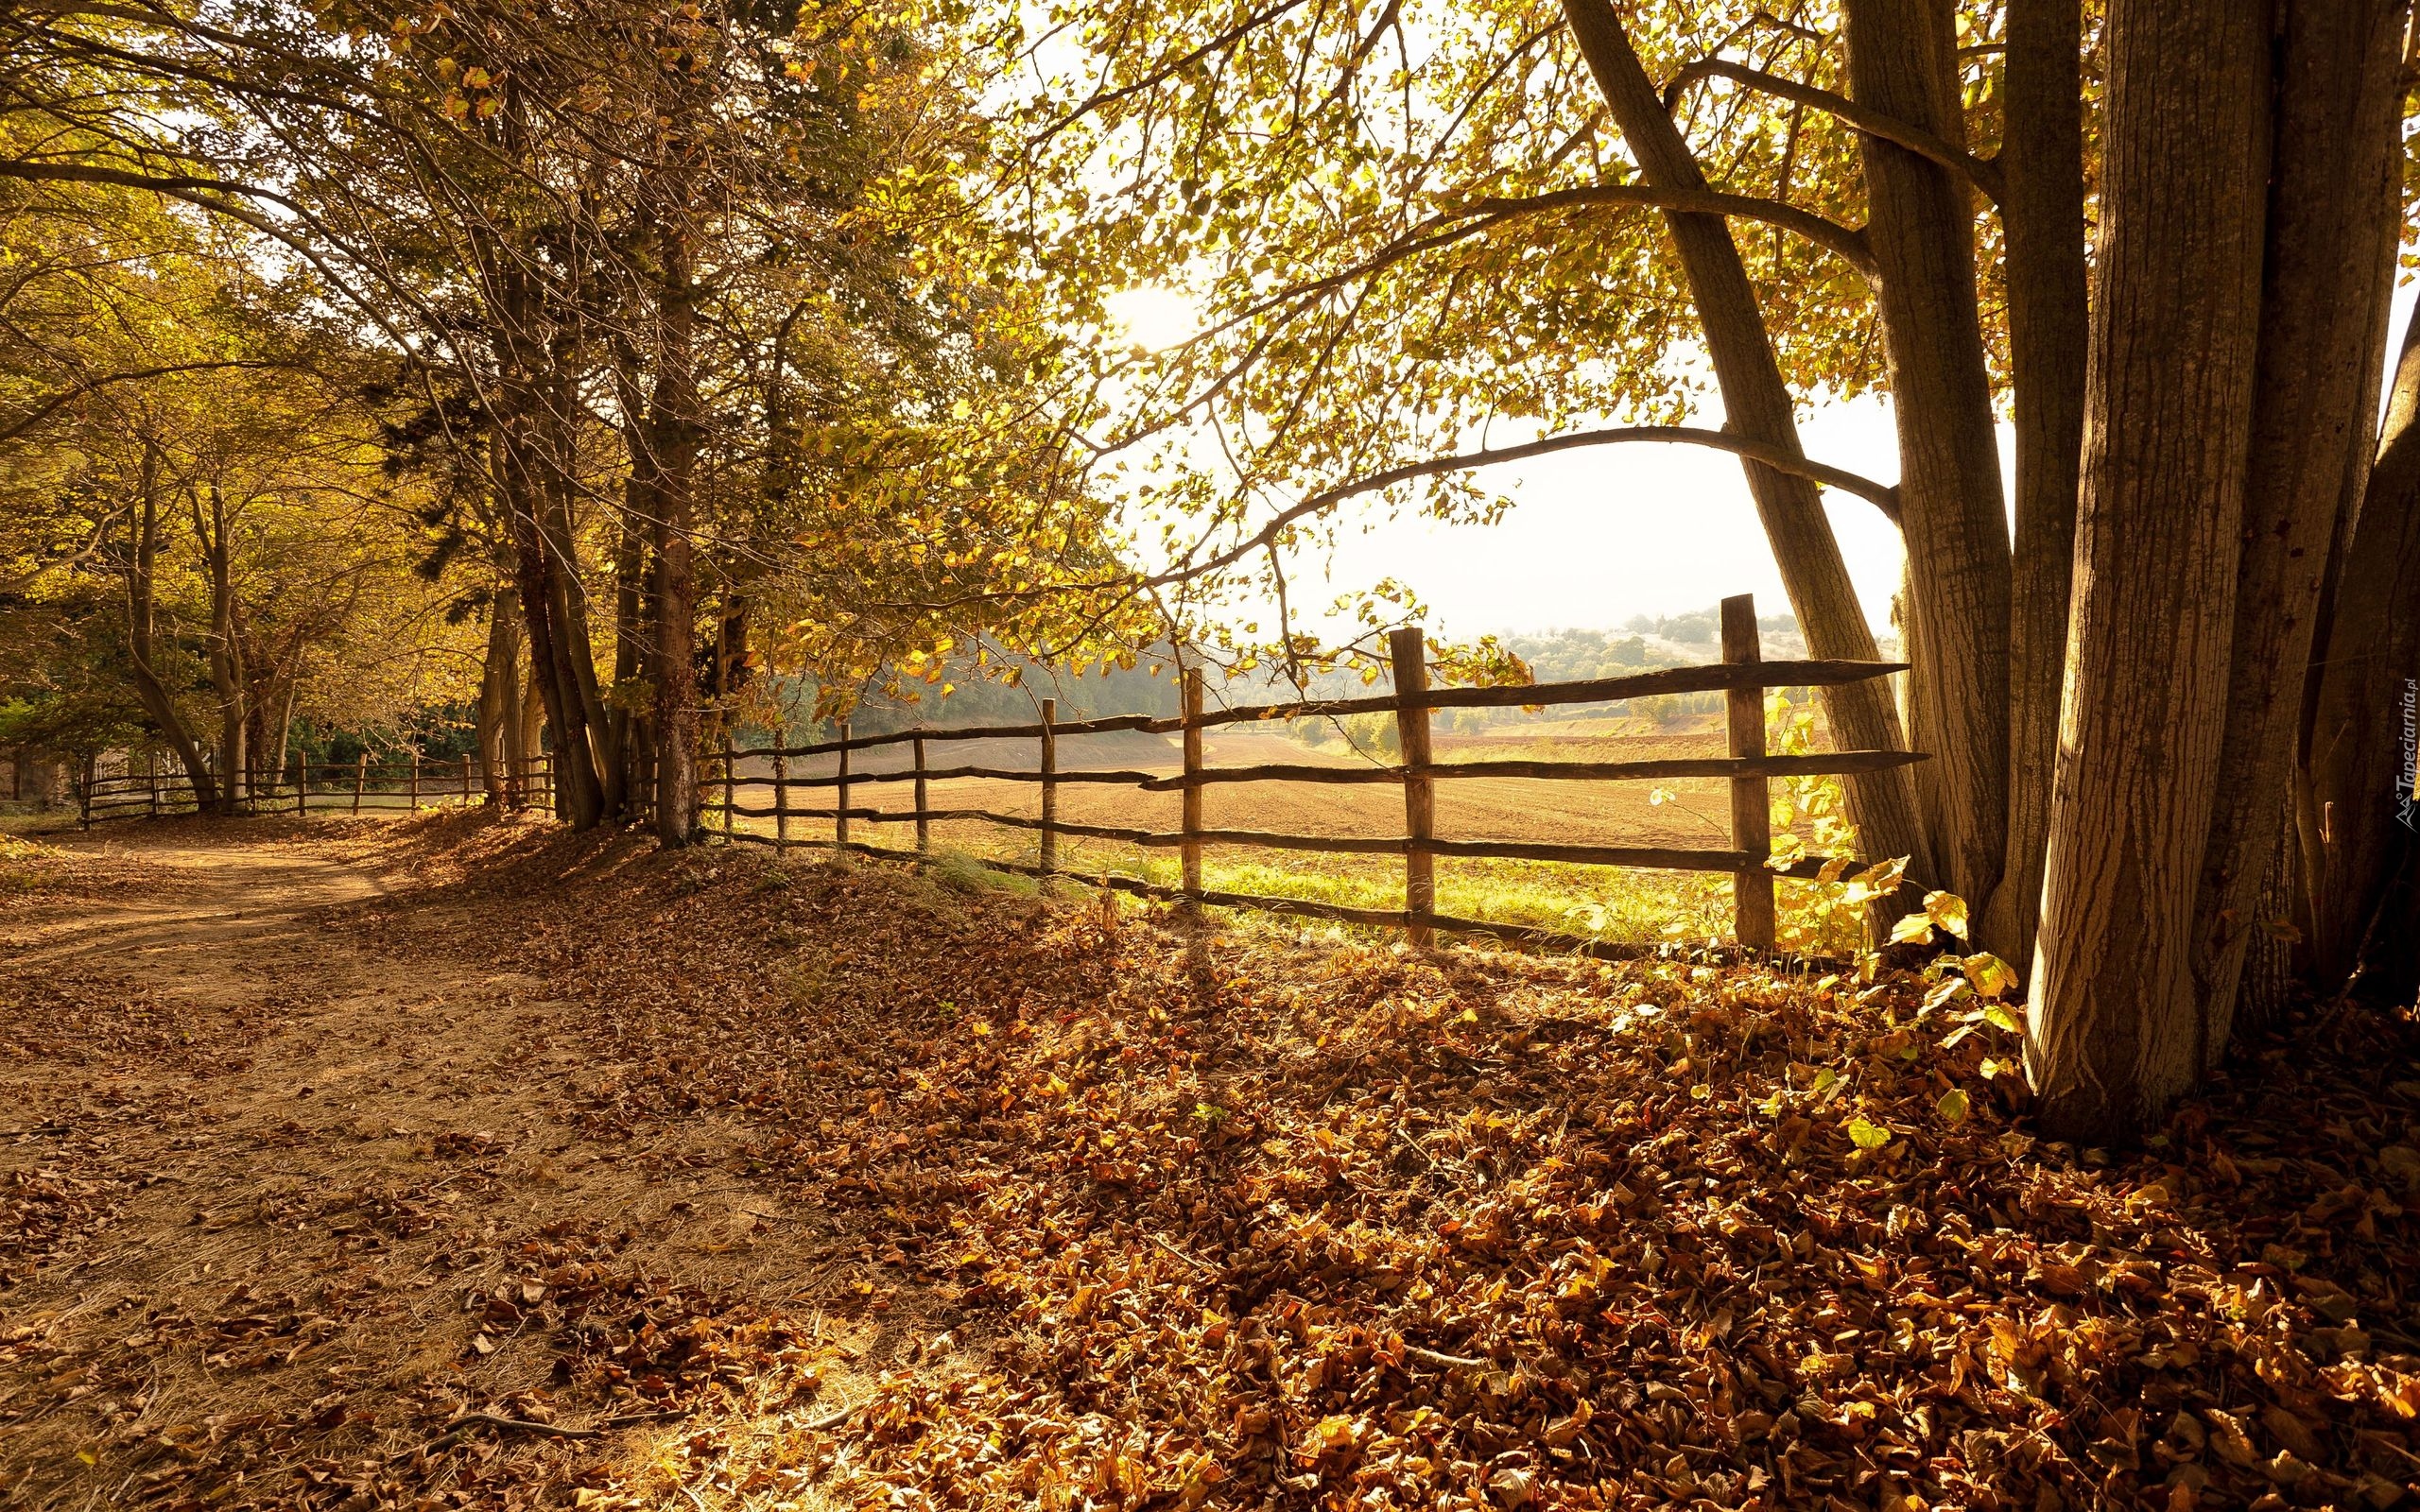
[477,573,527,804]
[1986,0,2092,971]
[2190,0,2409,1054]
[122,449,216,808]
[611,352,656,824]
[2026,0,2272,1143]
[1841,0,2014,927]
[645,135,703,848]
[1561,0,1929,894]
[2301,297,2420,1004]
[481,92,611,830]
[197,482,246,816]
[520,655,547,810]
[498,420,602,829]
[537,344,622,816]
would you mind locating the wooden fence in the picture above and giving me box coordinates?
[80,752,556,827]
[706,593,1920,951]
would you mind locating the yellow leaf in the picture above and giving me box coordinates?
[1962,952,2014,999]
[1936,1088,1970,1125]
[1925,890,1971,940]
[1890,911,1935,945]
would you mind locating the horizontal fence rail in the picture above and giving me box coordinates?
[705,593,1922,954]
[80,754,556,827]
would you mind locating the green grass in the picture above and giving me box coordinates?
[711,805,1863,955]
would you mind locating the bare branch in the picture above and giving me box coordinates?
[0,359,312,444]
[1459,182,1876,275]
[1661,59,2004,206]
[1147,422,1902,590]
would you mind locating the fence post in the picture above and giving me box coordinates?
[1721,593,1777,950]
[461,752,474,808]
[722,730,736,843]
[772,748,789,856]
[407,747,420,811]
[295,750,306,816]
[912,735,929,857]
[150,761,161,819]
[1039,697,1058,895]
[1390,627,1436,947]
[1181,668,1204,917]
[78,755,91,831]
[835,721,851,851]
[354,751,369,815]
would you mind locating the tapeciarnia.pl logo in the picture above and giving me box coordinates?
[2402,679,2417,832]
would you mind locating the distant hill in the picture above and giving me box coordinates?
[746,607,1881,744]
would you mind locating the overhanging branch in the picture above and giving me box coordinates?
[1662,58,2004,206]
[1458,183,1876,276]
[1148,423,1902,589]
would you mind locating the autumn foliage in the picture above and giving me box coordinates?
[11,819,2406,1509]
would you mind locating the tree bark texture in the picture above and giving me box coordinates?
[645,136,702,848]
[2302,297,2420,1003]
[477,575,527,804]
[2027,0,2272,1142]
[122,449,216,807]
[1562,0,1928,893]
[1841,0,2014,928]
[2191,0,2409,1053]
[1986,0,2092,970]
[197,482,247,815]
[612,353,655,821]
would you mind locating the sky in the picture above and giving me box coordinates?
[1109,281,2420,645]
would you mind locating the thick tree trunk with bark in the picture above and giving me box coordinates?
[2027,0,2271,1142]
[611,352,656,821]
[645,146,702,847]
[477,573,527,804]
[1562,0,1928,892]
[1984,0,2091,970]
[478,98,612,830]
[122,451,216,808]
[196,483,246,816]
[2191,0,2409,1054]
[497,420,602,829]
[2302,307,2420,1003]
[537,345,621,816]
[1841,0,2014,927]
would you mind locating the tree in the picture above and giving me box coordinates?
[5,0,1173,838]
[978,0,2419,1133]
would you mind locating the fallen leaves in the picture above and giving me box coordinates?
[9,814,2420,1512]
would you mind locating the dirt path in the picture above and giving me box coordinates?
[0,824,867,1511]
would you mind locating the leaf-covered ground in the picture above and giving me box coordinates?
[4,814,2417,1512]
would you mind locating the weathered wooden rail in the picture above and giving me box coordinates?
[80,753,556,826]
[708,593,1920,951]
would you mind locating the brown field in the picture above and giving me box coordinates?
[718,717,1858,951]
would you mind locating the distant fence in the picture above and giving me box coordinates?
[80,753,556,828]
[706,593,1921,951]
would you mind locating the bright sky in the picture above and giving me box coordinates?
[1108,282,2420,645]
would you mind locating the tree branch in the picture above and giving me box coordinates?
[0,360,309,444]
[1661,59,2004,207]
[1146,422,1901,589]
[1458,183,1876,276]
[1091,178,1878,455]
